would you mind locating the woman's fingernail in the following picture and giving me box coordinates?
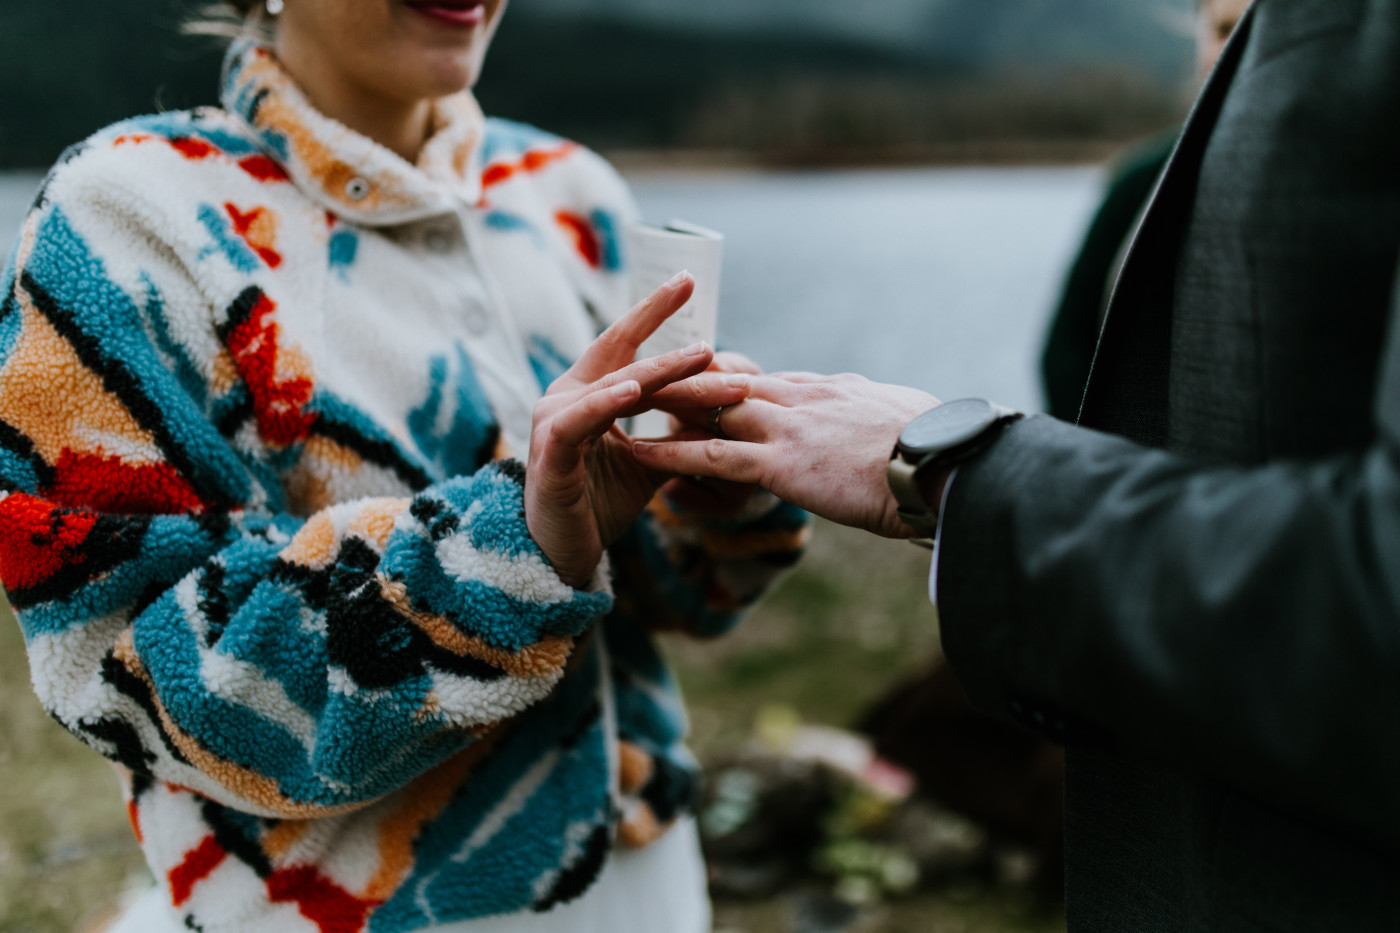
[683,341,710,356]
[724,374,749,388]
[633,441,655,454]
[665,270,691,288]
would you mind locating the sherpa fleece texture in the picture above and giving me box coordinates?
[0,41,808,933]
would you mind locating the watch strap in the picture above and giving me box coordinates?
[888,455,939,544]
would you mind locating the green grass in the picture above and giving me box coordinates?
[0,602,150,933]
[0,520,1061,933]
[664,521,944,757]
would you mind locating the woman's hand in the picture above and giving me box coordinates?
[525,273,753,589]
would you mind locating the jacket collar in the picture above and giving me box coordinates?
[220,40,485,225]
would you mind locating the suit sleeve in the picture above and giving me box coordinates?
[937,264,1400,847]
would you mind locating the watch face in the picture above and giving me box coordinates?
[899,398,997,454]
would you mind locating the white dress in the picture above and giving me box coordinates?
[107,818,711,933]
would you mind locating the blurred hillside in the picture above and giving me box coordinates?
[516,0,1194,79]
[0,0,1194,168]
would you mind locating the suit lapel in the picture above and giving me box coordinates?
[1077,2,1259,442]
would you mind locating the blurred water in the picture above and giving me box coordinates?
[631,166,1102,412]
[0,166,1103,412]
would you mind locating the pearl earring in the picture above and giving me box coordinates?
[266,0,284,15]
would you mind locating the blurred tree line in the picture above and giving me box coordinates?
[0,0,1192,169]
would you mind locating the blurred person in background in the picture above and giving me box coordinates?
[1042,0,1251,420]
[0,1,806,931]
[637,0,1400,928]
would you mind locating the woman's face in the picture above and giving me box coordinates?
[275,0,508,107]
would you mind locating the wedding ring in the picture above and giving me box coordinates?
[707,404,730,438]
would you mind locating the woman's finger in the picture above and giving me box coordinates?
[534,380,641,476]
[646,371,751,412]
[570,273,695,383]
[538,347,723,445]
[586,340,714,398]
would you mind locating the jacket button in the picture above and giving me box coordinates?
[345,177,371,201]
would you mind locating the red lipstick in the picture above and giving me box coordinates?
[405,0,486,28]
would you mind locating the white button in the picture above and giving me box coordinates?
[345,177,371,201]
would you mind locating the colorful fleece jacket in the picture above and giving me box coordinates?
[0,42,808,932]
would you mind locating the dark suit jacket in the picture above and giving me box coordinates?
[937,1,1400,928]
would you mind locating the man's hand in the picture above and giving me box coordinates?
[525,273,752,589]
[632,372,939,539]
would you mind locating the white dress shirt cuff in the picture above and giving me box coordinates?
[927,466,959,607]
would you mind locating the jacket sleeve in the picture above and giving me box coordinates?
[0,151,612,820]
[936,263,1400,846]
[612,492,809,638]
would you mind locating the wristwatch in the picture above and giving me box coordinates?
[887,398,1022,545]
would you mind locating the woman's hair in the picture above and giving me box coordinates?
[183,0,270,41]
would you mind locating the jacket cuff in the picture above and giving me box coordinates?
[935,415,1088,744]
[380,460,614,654]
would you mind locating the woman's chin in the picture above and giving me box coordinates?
[393,55,481,100]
